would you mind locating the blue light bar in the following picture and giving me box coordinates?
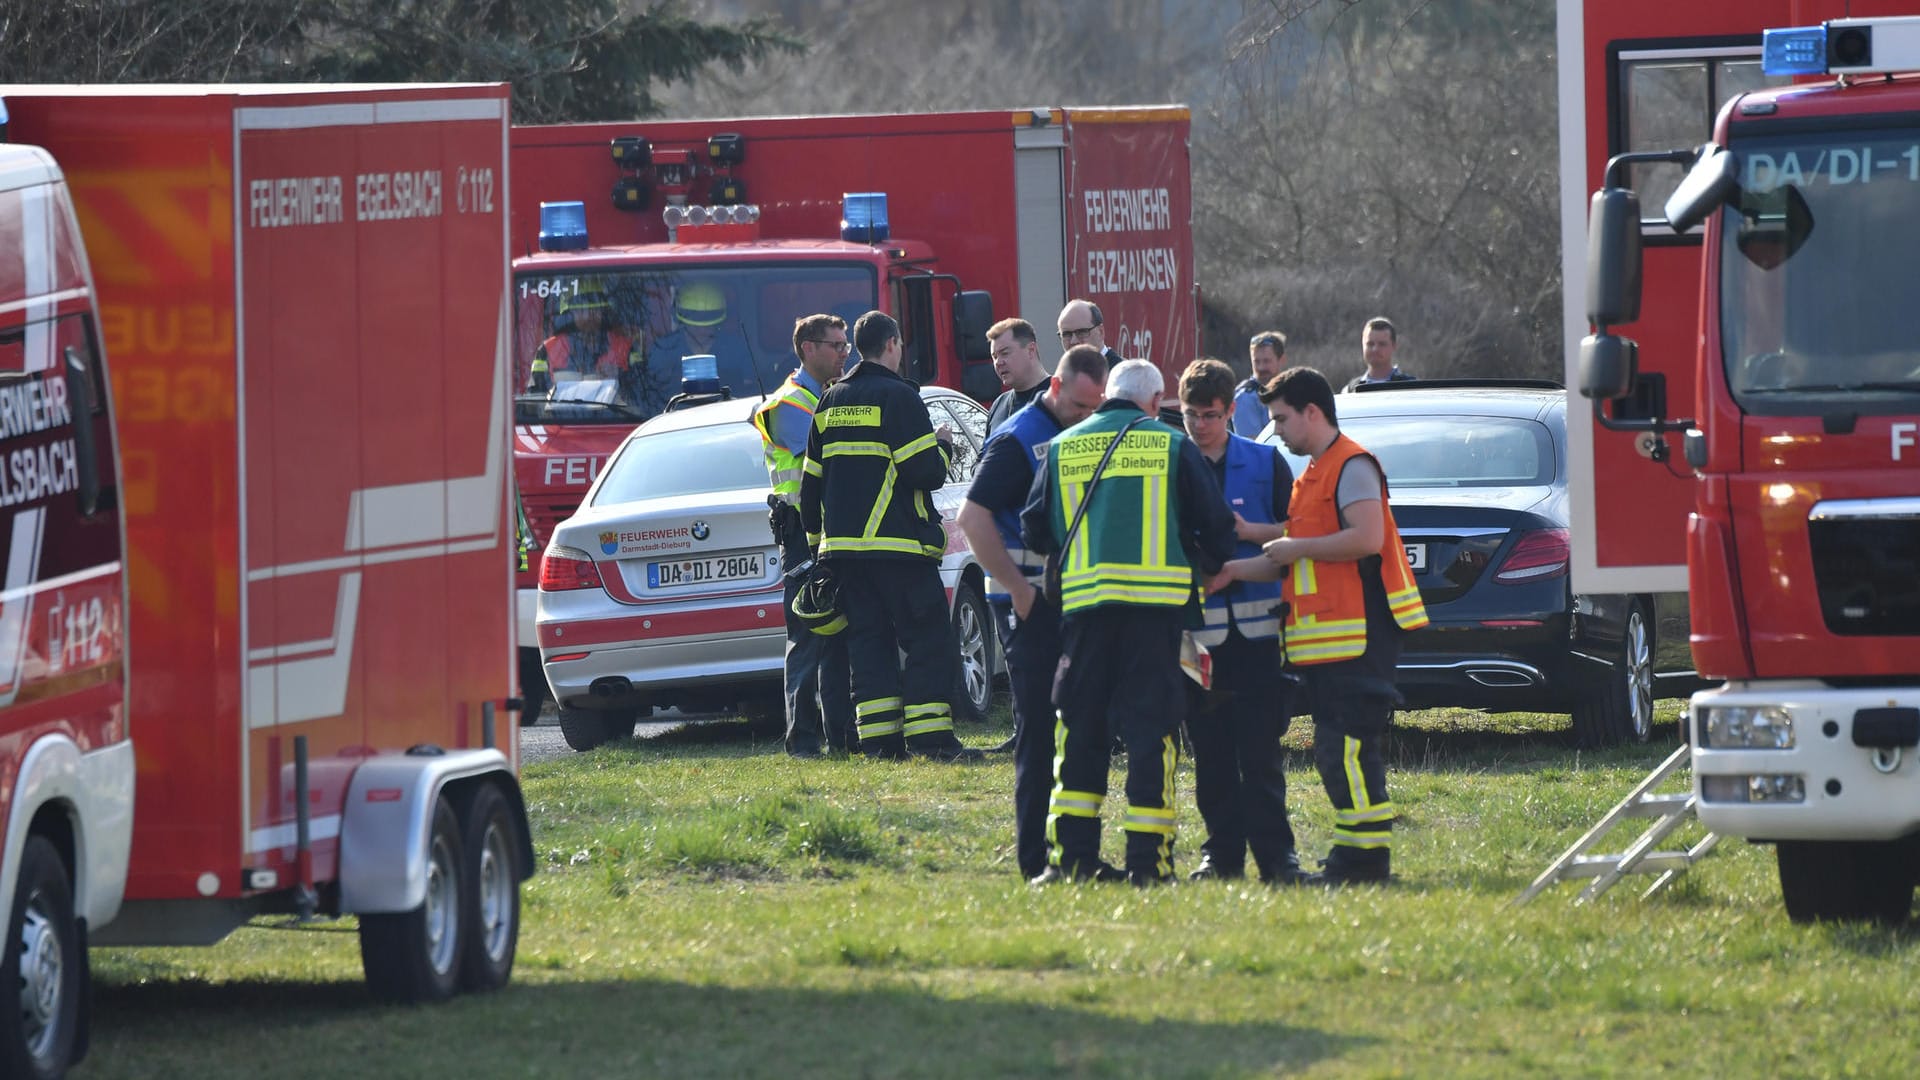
[840,192,889,243]
[680,353,722,396]
[1763,25,1829,76]
[538,200,589,252]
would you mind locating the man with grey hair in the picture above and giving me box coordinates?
[1020,358,1237,886]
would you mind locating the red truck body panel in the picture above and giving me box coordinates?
[4,85,515,901]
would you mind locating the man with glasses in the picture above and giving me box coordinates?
[985,318,1050,435]
[1178,358,1302,884]
[956,345,1108,874]
[1235,331,1288,436]
[1057,298,1125,372]
[754,313,856,757]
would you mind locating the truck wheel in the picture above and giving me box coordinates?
[1777,840,1913,925]
[360,797,465,1002]
[458,784,522,993]
[558,706,637,751]
[1,838,80,1080]
[950,580,995,724]
[517,650,550,727]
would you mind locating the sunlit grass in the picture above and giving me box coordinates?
[81,700,1919,1078]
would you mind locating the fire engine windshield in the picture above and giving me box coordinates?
[1721,127,1920,416]
[512,264,877,425]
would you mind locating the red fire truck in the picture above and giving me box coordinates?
[504,108,1198,714]
[0,85,529,1076]
[1563,0,1920,921]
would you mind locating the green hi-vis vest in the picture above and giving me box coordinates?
[752,373,820,505]
[1044,408,1195,615]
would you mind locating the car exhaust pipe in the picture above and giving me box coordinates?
[590,676,634,698]
[1465,666,1542,688]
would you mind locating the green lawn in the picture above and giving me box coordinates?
[83,704,1918,1078]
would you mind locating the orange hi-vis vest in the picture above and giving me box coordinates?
[1281,432,1428,664]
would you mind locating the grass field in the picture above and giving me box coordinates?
[81,703,1920,1078]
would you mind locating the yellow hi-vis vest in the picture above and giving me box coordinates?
[1281,433,1428,664]
[752,373,820,505]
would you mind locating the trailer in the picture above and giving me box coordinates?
[0,84,528,1077]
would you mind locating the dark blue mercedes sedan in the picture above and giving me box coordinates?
[1260,381,1697,747]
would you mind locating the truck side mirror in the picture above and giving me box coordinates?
[1664,144,1739,235]
[1578,333,1638,402]
[953,290,993,362]
[1585,187,1643,327]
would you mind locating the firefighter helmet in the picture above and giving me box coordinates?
[790,562,846,636]
[674,281,728,327]
[560,279,611,314]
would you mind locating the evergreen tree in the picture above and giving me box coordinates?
[0,0,802,124]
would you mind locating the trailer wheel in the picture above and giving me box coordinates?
[360,797,465,1002]
[1777,840,1913,925]
[1,837,81,1080]
[458,784,522,993]
[950,579,996,724]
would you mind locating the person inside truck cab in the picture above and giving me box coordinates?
[651,280,760,396]
[529,280,646,393]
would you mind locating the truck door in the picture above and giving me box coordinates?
[0,161,127,741]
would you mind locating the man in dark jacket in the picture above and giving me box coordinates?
[800,311,982,762]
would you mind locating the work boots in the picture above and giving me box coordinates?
[905,731,985,763]
[1304,848,1391,886]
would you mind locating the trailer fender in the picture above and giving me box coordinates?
[337,748,529,915]
[0,734,134,935]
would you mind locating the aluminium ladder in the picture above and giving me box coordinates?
[1516,743,1721,905]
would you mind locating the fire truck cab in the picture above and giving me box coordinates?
[1565,1,1920,922]
[507,110,1198,717]
[0,135,134,1079]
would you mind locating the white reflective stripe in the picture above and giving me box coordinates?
[249,812,344,853]
[236,98,505,130]
[0,508,47,704]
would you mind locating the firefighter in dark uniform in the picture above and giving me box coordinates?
[1211,366,1429,884]
[799,311,982,763]
[1021,359,1237,886]
[1176,359,1303,884]
[955,345,1109,878]
[754,313,856,757]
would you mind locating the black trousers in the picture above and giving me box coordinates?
[993,594,1061,879]
[1307,677,1396,869]
[1048,605,1186,879]
[780,531,853,752]
[837,558,956,749]
[1184,629,1295,875]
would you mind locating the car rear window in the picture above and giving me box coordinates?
[593,420,768,505]
[1342,415,1554,487]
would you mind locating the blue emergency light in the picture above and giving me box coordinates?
[538,201,590,252]
[840,192,889,243]
[1763,25,1829,76]
[681,354,722,396]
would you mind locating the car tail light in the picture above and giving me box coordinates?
[1493,528,1569,584]
[539,545,604,591]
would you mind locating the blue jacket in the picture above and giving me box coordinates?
[979,398,1062,600]
[1231,377,1267,437]
[1194,434,1288,645]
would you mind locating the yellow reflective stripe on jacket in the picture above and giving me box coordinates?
[818,535,942,557]
[819,441,893,458]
